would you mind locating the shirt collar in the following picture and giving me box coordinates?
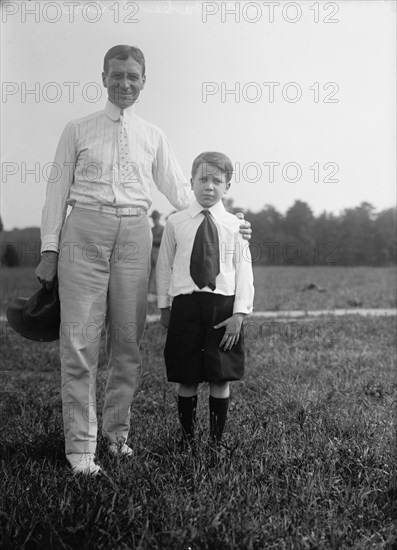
[189,199,227,220]
[105,99,136,122]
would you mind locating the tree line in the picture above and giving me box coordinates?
[1,201,396,267]
[226,200,396,266]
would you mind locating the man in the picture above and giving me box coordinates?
[35,45,251,475]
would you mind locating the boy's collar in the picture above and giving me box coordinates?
[105,99,136,122]
[189,199,226,220]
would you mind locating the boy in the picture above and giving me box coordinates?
[156,152,254,447]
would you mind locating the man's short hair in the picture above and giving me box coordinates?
[191,152,234,183]
[103,45,146,76]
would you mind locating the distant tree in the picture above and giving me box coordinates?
[284,201,314,240]
[0,227,41,266]
[313,212,341,265]
[247,205,285,265]
[314,211,339,243]
[373,208,397,265]
[3,244,20,267]
[339,202,376,265]
[246,201,396,266]
[283,201,315,264]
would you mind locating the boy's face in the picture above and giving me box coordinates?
[191,163,230,208]
[102,57,146,110]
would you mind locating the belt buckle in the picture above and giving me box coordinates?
[117,206,133,217]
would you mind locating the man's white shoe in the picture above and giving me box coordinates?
[108,443,133,457]
[67,453,101,475]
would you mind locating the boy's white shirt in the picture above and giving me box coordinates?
[156,199,254,314]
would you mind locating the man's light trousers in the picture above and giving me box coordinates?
[58,206,151,454]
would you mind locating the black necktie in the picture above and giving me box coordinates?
[190,210,220,291]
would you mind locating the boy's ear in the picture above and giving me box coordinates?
[190,177,194,190]
[224,182,231,193]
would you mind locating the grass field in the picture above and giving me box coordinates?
[0,266,396,549]
[1,265,396,314]
[252,266,397,311]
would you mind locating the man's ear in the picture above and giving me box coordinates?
[224,182,231,193]
[102,72,107,88]
[141,74,146,90]
[190,178,194,190]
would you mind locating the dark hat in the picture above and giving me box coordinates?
[150,210,161,219]
[6,285,60,342]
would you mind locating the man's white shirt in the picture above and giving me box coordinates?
[156,200,254,315]
[41,100,193,252]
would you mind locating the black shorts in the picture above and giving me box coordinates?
[164,293,245,384]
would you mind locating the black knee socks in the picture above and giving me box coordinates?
[178,395,197,441]
[178,394,230,444]
[209,396,229,443]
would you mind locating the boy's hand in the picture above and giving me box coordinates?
[214,313,246,351]
[160,308,171,328]
[235,212,252,241]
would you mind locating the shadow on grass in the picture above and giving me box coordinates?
[1,429,65,464]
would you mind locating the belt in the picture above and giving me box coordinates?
[74,203,145,217]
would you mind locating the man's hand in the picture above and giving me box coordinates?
[214,312,246,351]
[235,212,252,241]
[35,251,58,290]
[160,308,171,328]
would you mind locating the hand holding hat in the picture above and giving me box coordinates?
[6,282,61,342]
[35,251,58,291]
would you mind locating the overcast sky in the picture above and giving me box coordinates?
[1,0,396,230]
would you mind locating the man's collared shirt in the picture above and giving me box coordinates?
[156,199,254,315]
[41,100,193,252]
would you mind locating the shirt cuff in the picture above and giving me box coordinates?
[233,300,253,316]
[41,235,60,254]
[157,295,171,309]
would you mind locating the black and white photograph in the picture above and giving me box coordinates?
[1,1,396,548]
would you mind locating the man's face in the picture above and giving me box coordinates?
[102,57,146,109]
[191,163,230,208]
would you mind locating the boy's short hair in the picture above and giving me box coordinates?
[191,152,234,183]
[103,45,146,76]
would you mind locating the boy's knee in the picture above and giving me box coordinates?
[209,382,230,399]
[177,383,198,397]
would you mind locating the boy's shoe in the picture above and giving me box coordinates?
[67,453,101,476]
[108,443,133,457]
